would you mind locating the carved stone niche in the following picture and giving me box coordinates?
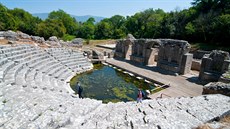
[157,39,193,74]
[114,39,133,60]
[114,39,124,58]
[130,39,160,65]
[199,50,230,83]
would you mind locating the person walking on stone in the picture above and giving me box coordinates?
[137,89,143,103]
[76,82,83,99]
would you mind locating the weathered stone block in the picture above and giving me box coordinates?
[157,39,191,74]
[203,82,230,96]
[180,53,193,74]
[199,50,230,83]
[191,59,201,71]
[114,38,133,60]
[130,55,144,64]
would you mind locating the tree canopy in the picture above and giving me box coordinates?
[0,0,229,46]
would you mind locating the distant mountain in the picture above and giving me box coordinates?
[33,13,49,20]
[74,15,105,23]
[32,13,105,23]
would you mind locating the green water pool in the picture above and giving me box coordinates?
[70,64,158,103]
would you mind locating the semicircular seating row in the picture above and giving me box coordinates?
[0,44,93,92]
[0,44,104,128]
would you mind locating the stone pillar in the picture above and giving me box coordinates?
[199,57,217,82]
[222,60,230,72]
[144,48,158,65]
[124,44,132,60]
[199,57,208,80]
[180,53,193,74]
[104,51,107,56]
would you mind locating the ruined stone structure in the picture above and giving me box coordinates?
[191,50,211,71]
[114,34,135,60]
[199,50,230,82]
[157,39,193,74]
[130,39,160,65]
[114,37,193,74]
[1,33,230,128]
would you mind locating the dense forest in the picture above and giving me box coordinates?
[0,0,229,46]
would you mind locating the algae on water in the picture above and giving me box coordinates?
[70,64,157,103]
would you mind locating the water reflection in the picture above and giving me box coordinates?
[70,64,156,103]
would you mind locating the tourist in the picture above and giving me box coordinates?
[137,89,143,103]
[76,82,83,99]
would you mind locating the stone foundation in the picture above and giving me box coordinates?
[157,39,193,75]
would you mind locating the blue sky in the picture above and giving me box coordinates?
[0,0,193,17]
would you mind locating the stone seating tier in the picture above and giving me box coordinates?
[0,44,93,89]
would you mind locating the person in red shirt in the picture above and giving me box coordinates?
[137,89,143,103]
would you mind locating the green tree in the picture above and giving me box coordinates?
[126,9,165,38]
[36,19,66,39]
[108,15,126,39]
[76,17,95,39]
[95,21,113,39]
[0,4,17,30]
[212,14,230,45]
[48,9,78,35]
[8,8,41,35]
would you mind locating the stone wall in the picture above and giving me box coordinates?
[114,34,135,60]
[199,50,230,83]
[130,39,160,65]
[114,39,133,59]
[192,50,211,59]
[114,37,193,74]
[191,50,211,71]
[157,39,193,74]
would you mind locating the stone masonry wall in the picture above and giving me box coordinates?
[199,50,230,83]
[157,39,192,74]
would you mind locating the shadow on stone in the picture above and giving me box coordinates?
[113,58,177,76]
[186,76,203,85]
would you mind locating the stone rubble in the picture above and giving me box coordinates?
[203,82,230,96]
[0,30,84,48]
[71,38,84,47]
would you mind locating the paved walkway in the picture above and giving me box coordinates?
[106,58,203,99]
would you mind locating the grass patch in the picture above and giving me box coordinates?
[61,34,76,41]
[191,42,230,52]
[83,39,116,46]
[151,87,164,94]
[223,71,230,79]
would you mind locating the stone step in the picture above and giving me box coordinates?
[46,65,67,77]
